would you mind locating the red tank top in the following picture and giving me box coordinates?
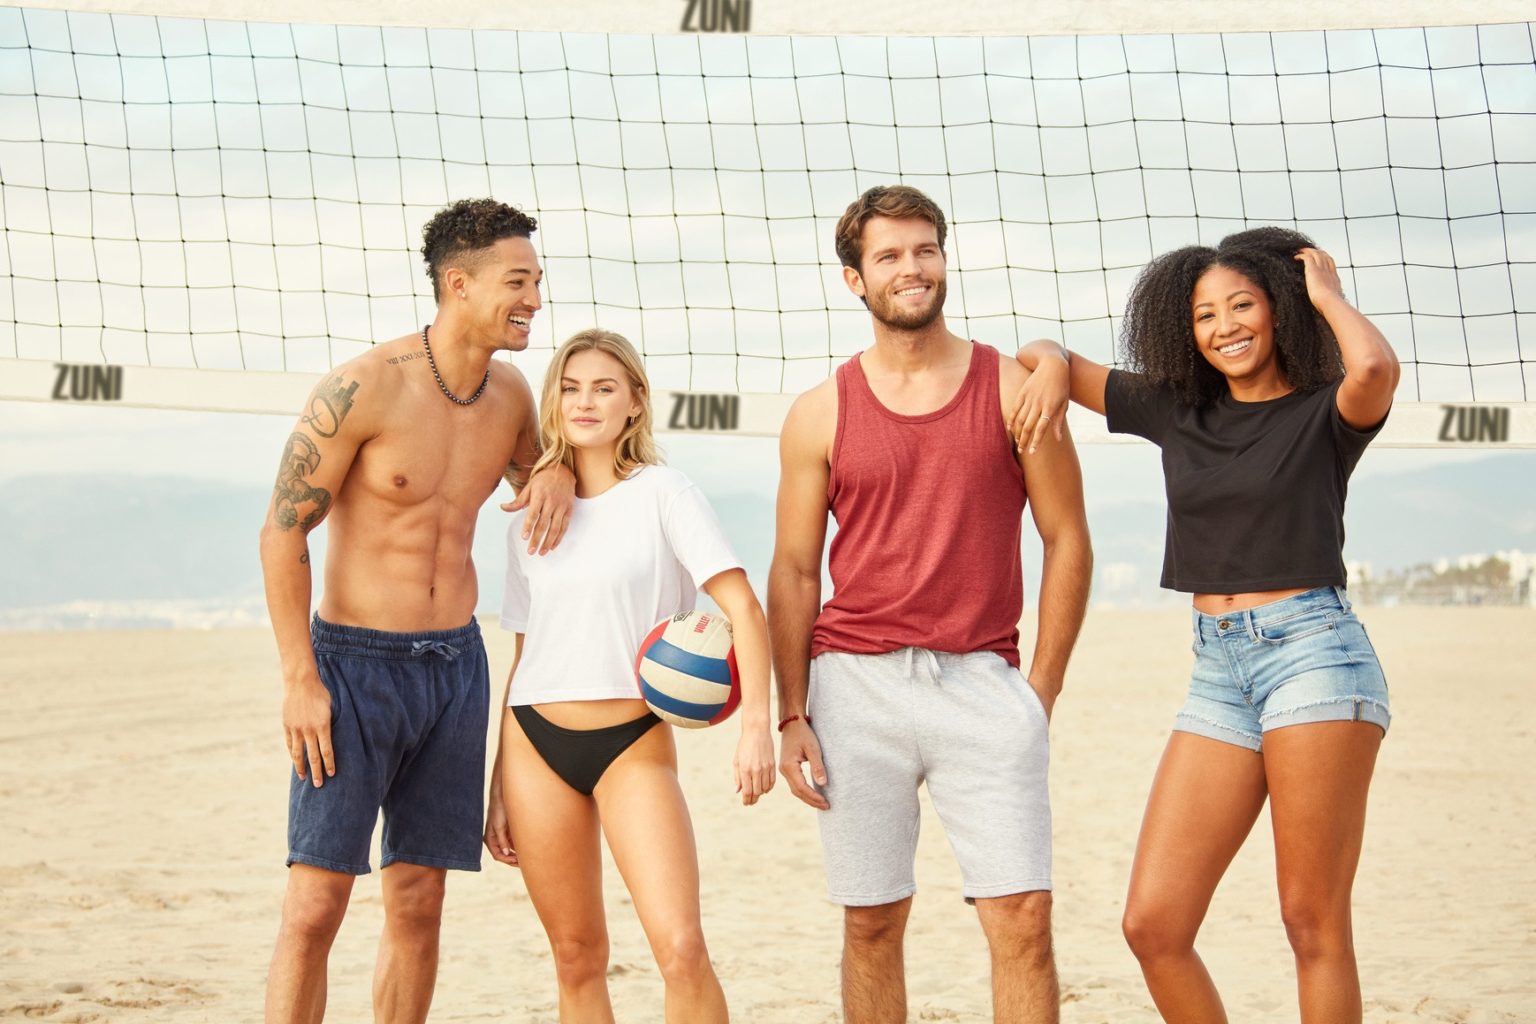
[811,342,1028,667]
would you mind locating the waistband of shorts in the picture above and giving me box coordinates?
[1193,585,1350,637]
[311,614,482,660]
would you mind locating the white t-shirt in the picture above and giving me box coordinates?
[500,464,743,706]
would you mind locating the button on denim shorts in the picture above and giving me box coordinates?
[1176,586,1390,752]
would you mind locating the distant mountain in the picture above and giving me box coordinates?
[1,453,1532,625]
[0,475,269,609]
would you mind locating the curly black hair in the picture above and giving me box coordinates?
[420,198,538,303]
[1119,226,1342,406]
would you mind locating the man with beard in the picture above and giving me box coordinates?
[768,185,1092,1023]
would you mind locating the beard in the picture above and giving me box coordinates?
[866,276,947,332]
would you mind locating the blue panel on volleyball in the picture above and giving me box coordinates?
[641,637,736,686]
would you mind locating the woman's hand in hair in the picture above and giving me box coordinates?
[1295,247,1348,311]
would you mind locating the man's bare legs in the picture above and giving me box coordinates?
[841,897,911,1024]
[976,890,1058,1022]
[265,864,355,1024]
[372,863,448,1024]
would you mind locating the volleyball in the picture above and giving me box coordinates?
[635,611,742,729]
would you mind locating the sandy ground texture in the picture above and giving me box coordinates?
[2,607,1533,1022]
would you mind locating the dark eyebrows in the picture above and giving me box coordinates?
[1192,289,1256,310]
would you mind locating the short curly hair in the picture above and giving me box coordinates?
[1120,226,1343,407]
[834,184,948,272]
[420,198,539,303]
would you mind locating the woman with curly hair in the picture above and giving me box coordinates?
[1011,227,1397,1023]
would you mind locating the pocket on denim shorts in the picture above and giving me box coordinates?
[1253,610,1337,645]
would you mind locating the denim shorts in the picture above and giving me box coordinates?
[287,616,489,875]
[1176,587,1390,752]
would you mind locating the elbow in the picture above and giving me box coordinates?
[1350,352,1400,392]
[1042,523,1094,566]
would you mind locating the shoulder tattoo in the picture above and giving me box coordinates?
[301,373,360,438]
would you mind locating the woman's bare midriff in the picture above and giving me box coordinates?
[1192,588,1311,615]
[534,698,655,730]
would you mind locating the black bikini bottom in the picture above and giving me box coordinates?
[513,704,662,796]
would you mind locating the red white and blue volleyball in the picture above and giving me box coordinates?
[635,611,741,729]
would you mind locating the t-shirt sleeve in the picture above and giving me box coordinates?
[1327,378,1389,471]
[1103,369,1175,444]
[662,482,744,591]
[499,517,531,633]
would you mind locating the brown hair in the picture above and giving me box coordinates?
[530,328,662,482]
[833,184,948,272]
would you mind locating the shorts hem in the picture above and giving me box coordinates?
[1261,697,1391,734]
[380,851,482,872]
[963,878,1053,902]
[287,851,371,876]
[1173,714,1262,752]
[826,884,917,908]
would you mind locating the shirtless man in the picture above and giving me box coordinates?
[771,185,1092,1023]
[258,198,574,1024]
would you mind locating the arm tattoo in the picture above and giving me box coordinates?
[301,373,359,438]
[272,432,333,532]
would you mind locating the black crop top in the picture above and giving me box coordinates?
[1103,370,1386,593]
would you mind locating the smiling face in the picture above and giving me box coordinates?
[449,236,543,352]
[1190,264,1285,392]
[559,348,643,452]
[845,216,948,332]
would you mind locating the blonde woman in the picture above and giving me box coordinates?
[485,328,774,1023]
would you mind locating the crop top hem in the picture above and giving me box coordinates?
[1161,572,1346,594]
[508,687,643,707]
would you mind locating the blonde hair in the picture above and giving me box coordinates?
[530,328,661,481]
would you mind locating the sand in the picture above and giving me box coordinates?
[2,607,1532,1022]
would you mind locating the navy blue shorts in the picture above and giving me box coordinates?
[287,616,489,875]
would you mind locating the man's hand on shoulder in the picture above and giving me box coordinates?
[504,462,576,555]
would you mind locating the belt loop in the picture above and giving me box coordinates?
[1192,608,1204,649]
[903,646,914,678]
[1334,584,1351,612]
[1243,609,1259,641]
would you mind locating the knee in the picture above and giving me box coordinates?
[1121,903,1193,964]
[281,883,349,946]
[982,893,1053,966]
[384,871,446,937]
[653,928,714,989]
[1279,893,1352,962]
[844,904,908,952]
[550,932,609,990]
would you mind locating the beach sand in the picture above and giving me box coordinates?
[2,607,1532,1022]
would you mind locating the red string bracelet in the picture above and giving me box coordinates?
[777,714,811,733]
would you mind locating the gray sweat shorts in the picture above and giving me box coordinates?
[808,648,1052,906]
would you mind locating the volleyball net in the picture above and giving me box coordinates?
[1,7,1533,444]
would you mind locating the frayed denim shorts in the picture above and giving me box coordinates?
[1176,586,1390,752]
